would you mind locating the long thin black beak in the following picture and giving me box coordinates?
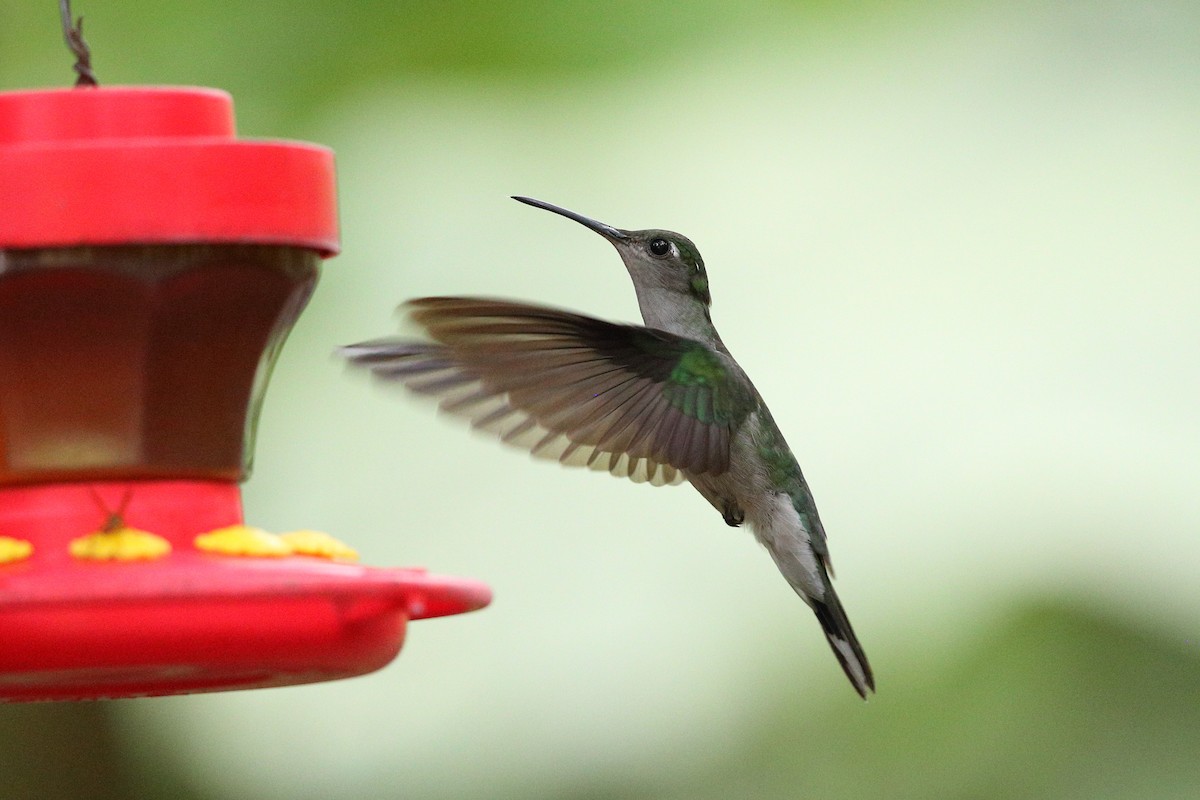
[512,196,628,241]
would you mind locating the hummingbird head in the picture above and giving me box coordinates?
[513,197,713,334]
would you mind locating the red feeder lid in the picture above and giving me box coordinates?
[0,87,338,255]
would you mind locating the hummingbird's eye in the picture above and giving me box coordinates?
[649,238,671,257]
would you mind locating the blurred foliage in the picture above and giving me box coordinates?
[0,0,910,131]
[656,600,1200,800]
[0,704,128,800]
[0,599,1196,800]
[1,0,745,128]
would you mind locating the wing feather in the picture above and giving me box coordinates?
[340,297,754,485]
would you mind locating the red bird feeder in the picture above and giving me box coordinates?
[0,86,490,701]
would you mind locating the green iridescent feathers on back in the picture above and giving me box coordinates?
[341,297,754,485]
[664,348,750,427]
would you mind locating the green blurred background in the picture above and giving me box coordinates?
[2,1,1199,797]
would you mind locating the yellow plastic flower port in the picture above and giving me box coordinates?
[69,526,172,561]
[194,525,291,557]
[279,530,359,561]
[0,536,33,564]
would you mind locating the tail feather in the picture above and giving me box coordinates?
[811,591,875,699]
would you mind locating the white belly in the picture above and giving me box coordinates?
[700,413,825,601]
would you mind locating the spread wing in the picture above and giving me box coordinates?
[340,297,754,487]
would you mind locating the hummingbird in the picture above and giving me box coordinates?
[340,197,874,698]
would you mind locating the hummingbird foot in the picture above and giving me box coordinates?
[721,502,745,527]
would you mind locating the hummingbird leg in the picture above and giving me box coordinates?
[721,501,745,528]
[687,475,745,527]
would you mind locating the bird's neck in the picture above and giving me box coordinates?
[634,287,726,350]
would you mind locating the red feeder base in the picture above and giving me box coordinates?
[0,482,491,701]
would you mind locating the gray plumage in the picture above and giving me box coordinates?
[341,198,874,697]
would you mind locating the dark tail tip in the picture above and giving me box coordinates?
[812,594,875,699]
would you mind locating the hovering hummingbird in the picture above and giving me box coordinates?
[341,197,874,698]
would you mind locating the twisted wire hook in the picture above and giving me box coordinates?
[60,0,98,87]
